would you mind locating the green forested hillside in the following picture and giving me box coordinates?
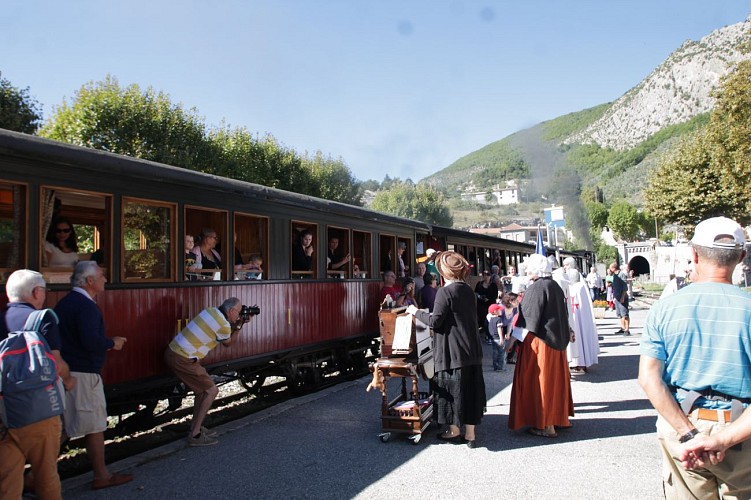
[423,103,710,207]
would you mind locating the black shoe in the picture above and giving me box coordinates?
[436,432,463,443]
[615,328,624,334]
[623,331,632,336]
[465,438,476,449]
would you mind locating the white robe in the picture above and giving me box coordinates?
[566,281,600,368]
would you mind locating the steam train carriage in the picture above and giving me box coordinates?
[0,129,589,420]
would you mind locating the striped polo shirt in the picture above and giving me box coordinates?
[641,282,751,410]
[169,307,232,360]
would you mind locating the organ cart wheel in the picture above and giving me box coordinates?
[408,434,421,445]
[379,432,391,443]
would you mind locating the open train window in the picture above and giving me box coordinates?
[326,227,350,279]
[397,237,412,278]
[352,230,371,279]
[122,198,175,282]
[40,187,111,284]
[234,213,269,281]
[185,207,228,281]
[291,221,317,279]
[0,181,26,282]
[379,234,396,278]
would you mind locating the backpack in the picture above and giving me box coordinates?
[0,309,65,429]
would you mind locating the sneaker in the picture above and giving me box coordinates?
[615,328,624,334]
[188,432,218,446]
[201,426,218,438]
[623,331,632,337]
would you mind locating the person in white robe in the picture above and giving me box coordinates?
[566,269,600,373]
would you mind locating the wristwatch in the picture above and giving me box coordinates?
[679,428,700,443]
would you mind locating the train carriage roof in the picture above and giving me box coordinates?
[0,129,430,231]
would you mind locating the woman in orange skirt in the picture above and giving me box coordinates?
[508,254,574,438]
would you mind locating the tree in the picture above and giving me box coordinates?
[370,182,453,226]
[41,75,214,170]
[644,41,751,227]
[300,151,362,206]
[607,200,640,241]
[585,201,609,231]
[0,73,42,134]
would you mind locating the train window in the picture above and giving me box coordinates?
[234,213,269,281]
[291,221,317,279]
[40,187,111,283]
[327,227,350,279]
[352,230,371,279]
[0,181,26,282]
[185,207,228,281]
[379,234,395,277]
[397,237,411,278]
[468,247,478,276]
[122,198,175,281]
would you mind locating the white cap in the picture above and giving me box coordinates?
[691,217,746,249]
[426,248,436,257]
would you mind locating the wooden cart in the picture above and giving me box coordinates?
[371,357,432,444]
[371,308,434,444]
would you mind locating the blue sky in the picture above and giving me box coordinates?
[2,2,749,183]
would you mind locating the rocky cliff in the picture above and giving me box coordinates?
[565,17,751,150]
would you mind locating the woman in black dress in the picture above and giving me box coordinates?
[407,251,486,448]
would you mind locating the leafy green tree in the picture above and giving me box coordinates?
[585,201,609,231]
[592,234,618,263]
[645,42,751,227]
[607,200,640,241]
[41,75,214,170]
[371,182,453,226]
[0,73,42,134]
[300,151,362,206]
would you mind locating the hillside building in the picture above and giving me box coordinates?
[460,180,520,206]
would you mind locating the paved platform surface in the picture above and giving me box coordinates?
[63,303,663,499]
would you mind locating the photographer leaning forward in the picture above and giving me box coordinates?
[164,298,256,446]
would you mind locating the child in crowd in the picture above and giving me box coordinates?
[185,234,201,280]
[501,293,519,364]
[245,253,263,279]
[488,304,506,372]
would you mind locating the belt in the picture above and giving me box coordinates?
[692,408,732,422]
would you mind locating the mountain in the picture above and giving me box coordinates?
[424,16,751,209]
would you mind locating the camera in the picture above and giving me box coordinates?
[239,305,261,321]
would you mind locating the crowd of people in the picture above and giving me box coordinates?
[0,262,254,495]
[385,216,751,498]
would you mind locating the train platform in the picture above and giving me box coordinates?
[62,304,663,499]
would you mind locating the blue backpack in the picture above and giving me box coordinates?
[0,309,65,429]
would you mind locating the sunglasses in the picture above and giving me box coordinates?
[56,228,72,234]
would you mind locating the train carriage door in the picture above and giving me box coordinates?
[326,226,350,279]
[40,187,112,284]
[0,181,26,282]
[234,213,269,281]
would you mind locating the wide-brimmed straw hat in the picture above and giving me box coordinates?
[435,251,470,281]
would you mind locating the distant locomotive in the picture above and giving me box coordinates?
[0,128,591,422]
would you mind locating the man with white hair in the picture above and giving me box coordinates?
[639,216,751,498]
[55,262,132,490]
[0,269,74,499]
[585,266,604,301]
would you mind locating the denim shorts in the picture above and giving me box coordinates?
[614,299,629,318]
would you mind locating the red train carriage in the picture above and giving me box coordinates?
[0,129,591,420]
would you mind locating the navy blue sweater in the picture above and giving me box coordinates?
[54,290,114,374]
